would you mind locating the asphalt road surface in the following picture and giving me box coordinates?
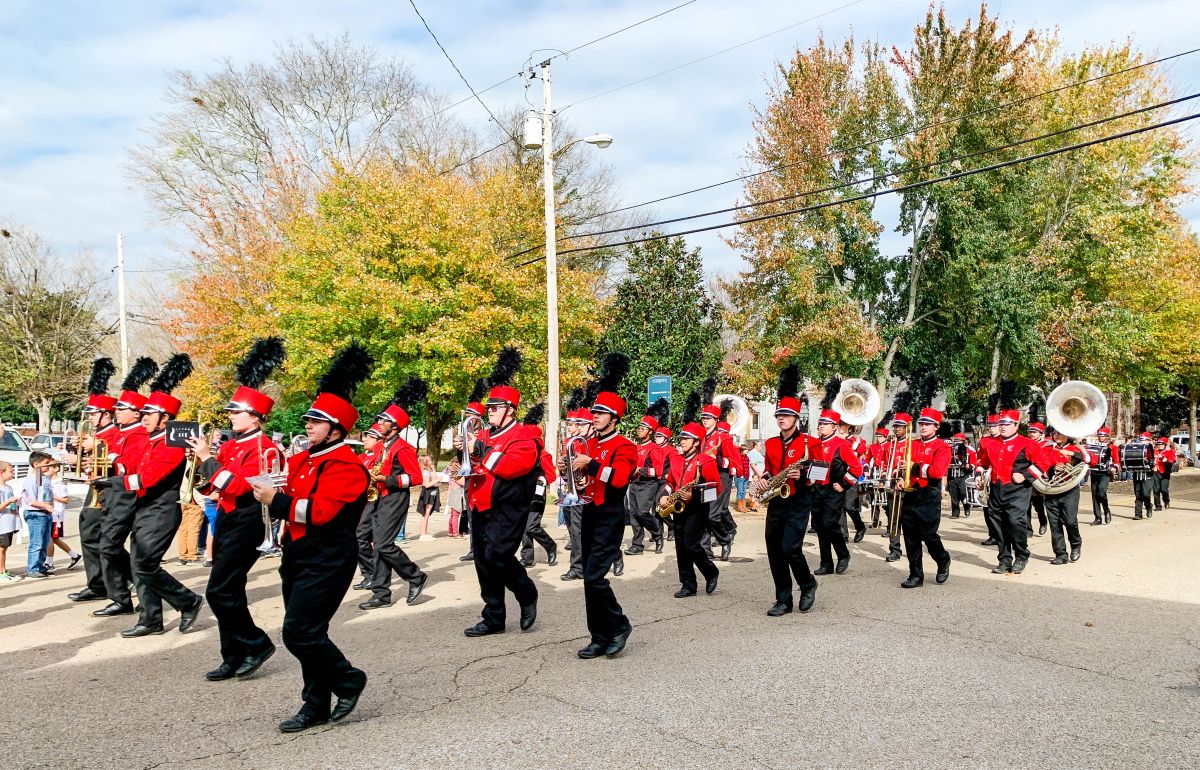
[3,478,1198,769]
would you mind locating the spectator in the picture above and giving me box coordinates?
[178,484,206,565]
[0,461,21,582]
[20,451,55,579]
[734,443,752,512]
[417,454,439,541]
[43,460,82,573]
[447,473,465,538]
[745,441,765,511]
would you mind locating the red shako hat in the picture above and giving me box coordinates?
[918,408,943,425]
[84,358,117,414]
[819,408,841,425]
[892,412,913,426]
[115,356,158,412]
[999,409,1021,424]
[680,422,705,441]
[592,391,627,418]
[1027,422,1046,433]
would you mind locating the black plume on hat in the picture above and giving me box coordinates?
[777,364,800,401]
[1028,399,1042,426]
[820,377,842,410]
[487,347,522,387]
[720,398,735,421]
[892,389,914,416]
[469,378,488,404]
[682,390,703,425]
[149,354,193,395]
[391,377,428,410]
[646,397,670,424]
[916,375,939,409]
[998,380,1019,411]
[121,357,158,392]
[87,357,116,396]
[566,387,586,412]
[317,341,374,400]
[595,352,630,393]
[986,390,1000,415]
[701,377,717,406]
[880,409,895,426]
[523,402,546,426]
[236,337,286,389]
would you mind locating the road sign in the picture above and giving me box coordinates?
[647,375,672,406]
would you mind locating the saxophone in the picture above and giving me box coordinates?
[658,479,702,517]
[755,442,810,503]
[366,456,385,502]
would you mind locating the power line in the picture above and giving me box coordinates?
[558,0,869,112]
[514,111,1200,267]
[578,46,1200,222]
[505,91,1199,258]
[439,139,510,175]
[551,1,703,60]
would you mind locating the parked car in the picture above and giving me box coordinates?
[28,433,68,451]
[0,428,33,480]
[1169,433,1195,467]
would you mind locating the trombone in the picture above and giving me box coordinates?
[884,430,914,539]
[257,445,286,553]
[180,422,212,504]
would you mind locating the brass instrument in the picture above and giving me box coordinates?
[180,422,212,504]
[658,479,704,516]
[257,445,286,553]
[366,455,385,502]
[1035,380,1108,495]
[68,419,112,483]
[456,410,482,477]
[559,427,591,507]
[885,432,914,539]
[755,442,810,504]
[832,379,881,426]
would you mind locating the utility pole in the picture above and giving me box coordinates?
[540,59,561,459]
[116,232,129,374]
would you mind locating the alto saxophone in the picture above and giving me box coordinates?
[366,457,385,502]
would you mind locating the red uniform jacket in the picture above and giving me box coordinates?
[634,440,666,482]
[108,421,149,477]
[584,430,637,508]
[269,440,369,541]
[661,443,684,488]
[813,434,863,488]
[909,437,952,489]
[373,434,422,498]
[201,429,284,514]
[1154,447,1177,475]
[703,429,741,474]
[1087,442,1120,472]
[467,420,541,512]
[124,429,185,498]
[867,441,890,469]
[846,434,870,462]
[662,450,721,498]
[977,434,1052,485]
[762,431,820,497]
[1044,442,1089,484]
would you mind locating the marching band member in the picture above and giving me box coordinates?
[898,408,952,588]
[251,342,374,733]
[836,421,869,542]
[811,381,863,575]
[699,384,739,561]
[1152,436,1176,511]
[113,354,205,637]
[864,425,890,532]
[67,358,118,604]
[358,378,429,611]
[1043,428,1089,564]
[661,402,721,601]
[93,357,157,620]
[977,408,1053,575]
[1131,431,1155,519]
[354,423,385,583]
[559,402,591,581]
[978,411,1002,547]
[755,366,820,615]
[519,406,558,568]
[653,424,682,542]
[882,412,912,563]
[1087,426,1119,525]
[456,384,486,563]
[451,348,542,637]
[715,414,743,549]
[946,430,978,519]
[1025,419,1052,536]
[571,365,637,660]
[625,399,669,555]
[189,338,286,680]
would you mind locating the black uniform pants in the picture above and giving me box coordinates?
[77,500,107,596]
[982,481,1001,543]
[812,485,850,569]
[987,482,1032,568]
[132,504,198,627]
[472,504,537,629]
[581,500,629,644]
[841,485,865,538]
[1044,488,1081,559]
[99,490,137,607]
[702,470,735,550]
[370,491,424,603]
[563,502,584,573]
[1088,472,1111,521]
[280,534,365,720]
[355,503,374,580]
[764,497,815,605]
[206,509,272,664]
[1027,493,1047,531]
[901,485,949,579]
[947,474,970,517]
[674,505,718,593]
[626,479,662,549]
[1133,476,1154,517]
[520,495,557,563]
[1153,474,1171,508]
[882,490,903,557]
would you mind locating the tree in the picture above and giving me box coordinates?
[0,227,111,430]
[599,236,725,425]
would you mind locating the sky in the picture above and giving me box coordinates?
[1,0,1197,295]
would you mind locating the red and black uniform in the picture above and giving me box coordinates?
[355,442,382,581]
[654,435,684,540]
[900,434,953,581]
[662,449,721,594]
[98,421,150,610]
[626,438,667,552]
[1027,435,1055,534]
[702,428,740,552]
[267,438,370,720]
[761,430,821,606]
[126,429,200,629]
[198,429,282,666]
[1153,443,1177,511]
[1086,438,1119,524]
[839,432,869,539]
[366,434,426,604]
[810,433,863,573]
[976,432,1003,544]
[466,419,542,631]
[580,428,637,646]
[520,447,559,566]
[76,421,121,599]
[946,440,979,518]
[1042,441,1089,562]
[977,427,1053,570]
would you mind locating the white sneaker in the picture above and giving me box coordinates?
[0,572,23,583]
[419,534,435,542]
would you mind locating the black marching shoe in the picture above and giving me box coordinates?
[654,537,664,554]
[1039,523,1047,536]
[519,602,537,631]
[767,601,792,617]
[606,626,632,658]
[1090,519,1103,526]
[813,565,834,576]
[885,553,902,563]
[1146,510,1153,518]
[205,661,238,681]
[854,528,866,543]
[935,560,950,584]
[674,587,697,598]
[352,579,372,591]
[358,597,391,611]
[834,557,850,574]
[235,644,276,678]
[964,510,971,517]
[705,574,719,595]
[1049,556,1068,565]
[93,601,134,617]
[798,585,817,613]
[68,587,106,602]
[613,560,625,577]
[1104,512,1112,524]
[900,575,924,589]
[981,538,998,546]
[459,551,475,561]
[720,544,731,561]
[950,513,960,519]
[279,711,328,733]
[665,533,675,542]
[519,559,535,568]
[547,547,558,566]
[624,546,644,555]
[991,563,1011,574]
[1133,514,1143,520]
[121,623,165,638]
[1012,558,1028,575]
[331,680,366,722]
[577,641,607,659]
[407,574,428,605]
[1070,545,1081,562]
[560,570,583,581]
[464,622,503,638]
[179,596,204,633]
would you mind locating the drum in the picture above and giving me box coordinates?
[1121,442,1153,473]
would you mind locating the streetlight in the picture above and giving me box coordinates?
[525,60,613,459]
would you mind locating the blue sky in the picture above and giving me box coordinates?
[1,0,1196,291]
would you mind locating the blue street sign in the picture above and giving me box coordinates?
[647,375,672,406]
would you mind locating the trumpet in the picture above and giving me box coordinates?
[257,445,286,553]
[180,422,212,503]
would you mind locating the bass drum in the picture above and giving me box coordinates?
[1121,442,1153,473]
